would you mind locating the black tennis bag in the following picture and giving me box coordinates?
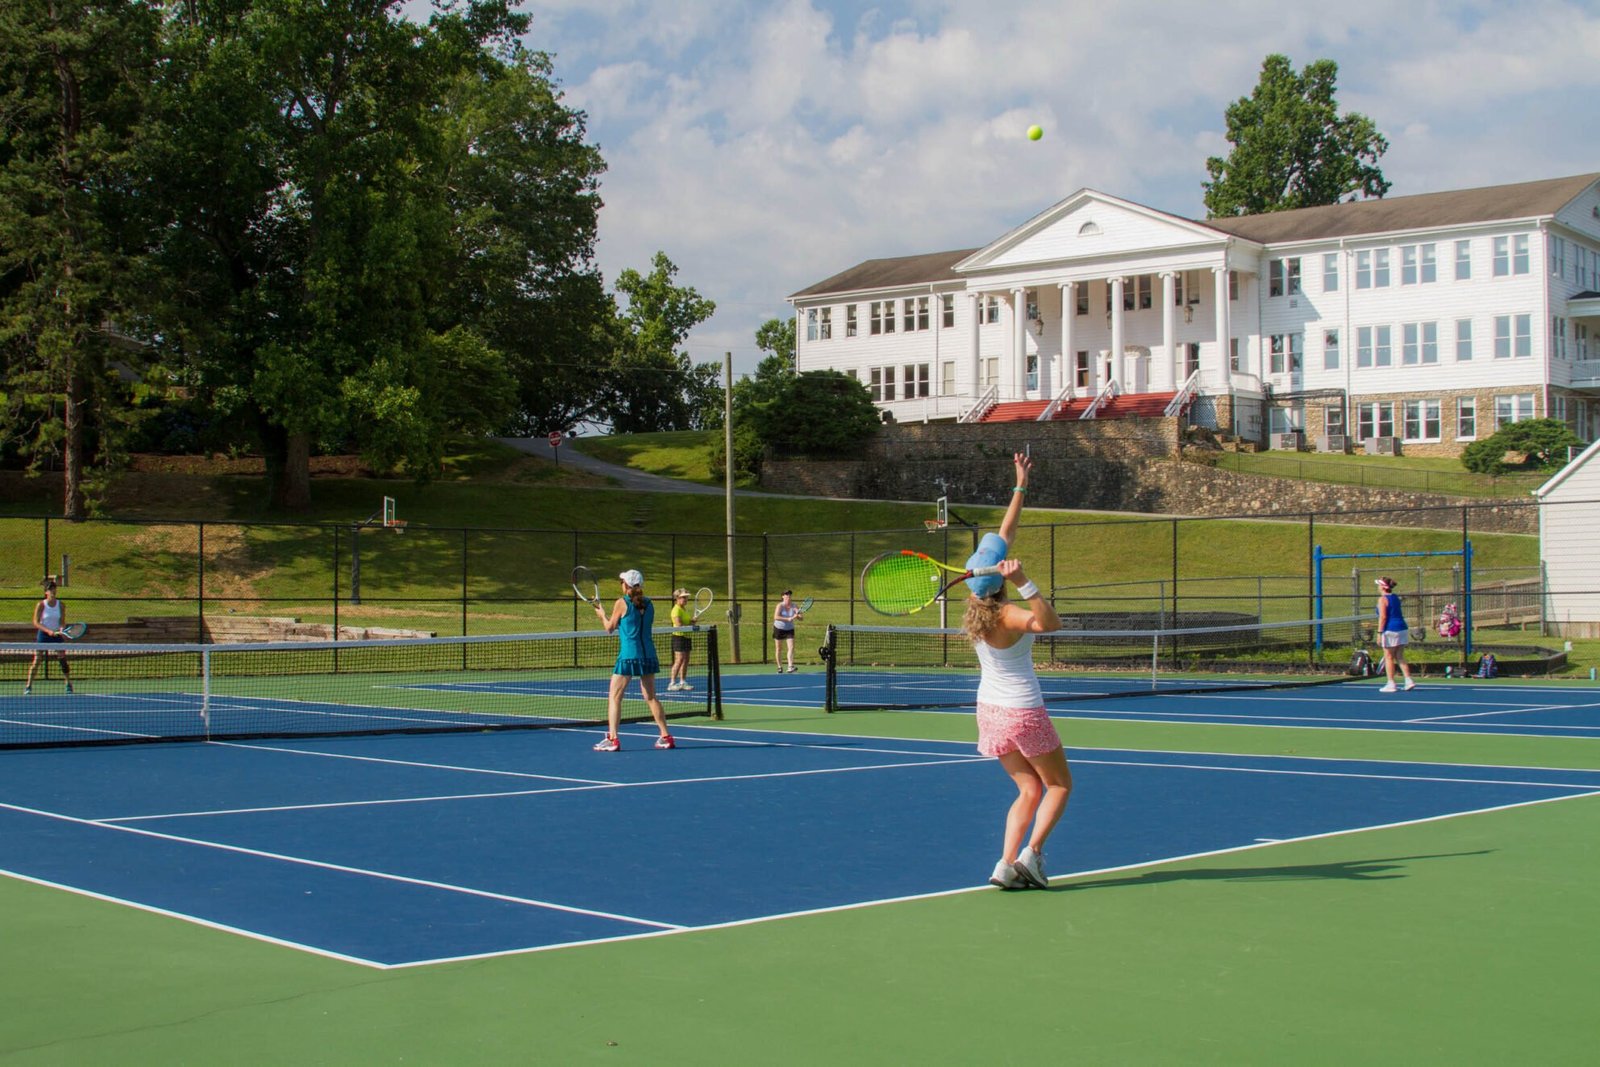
[1348,648,1375,676]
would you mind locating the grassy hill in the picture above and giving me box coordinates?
[0,435,1582,672]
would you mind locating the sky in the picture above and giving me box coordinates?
[496,0,1600,379]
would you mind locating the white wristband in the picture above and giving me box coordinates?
[1015,580,1040,600]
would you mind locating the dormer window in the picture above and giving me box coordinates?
[1077,221,1101,236]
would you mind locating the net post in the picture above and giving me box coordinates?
[707,624,724,720]
[201,647,212,739]
[823,625,837,712]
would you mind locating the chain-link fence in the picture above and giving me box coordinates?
[0,498,1590,665]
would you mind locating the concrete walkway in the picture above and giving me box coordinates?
[496,436,729,495]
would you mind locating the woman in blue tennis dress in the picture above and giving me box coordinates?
[591,568,675,752]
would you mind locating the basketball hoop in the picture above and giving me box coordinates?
[923,519,946,533]
[386,519,407,536]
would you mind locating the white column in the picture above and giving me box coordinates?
[1059,282,1075,396]
[1213,266,1232,388]
[1109,277,1126,389]
[966,292,981,398]
[1159,271,1177,392]
[1011,287,1027,399]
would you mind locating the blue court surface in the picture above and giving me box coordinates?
[2,721,1597,968]
[730,670,1600,739]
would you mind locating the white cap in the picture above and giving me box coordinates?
[619,569,644,587]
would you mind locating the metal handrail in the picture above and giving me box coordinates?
[1163,369,1200,417]
[1037,381,1076,421]
[1079,379,1118,420]
[958,384,999,423]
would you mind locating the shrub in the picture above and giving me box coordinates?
[1460,418,1580,475]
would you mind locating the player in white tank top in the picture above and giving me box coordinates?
[961,453,1072,891]
[25,580,72,694]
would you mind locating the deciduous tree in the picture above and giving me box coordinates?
[1203,55,1389,218]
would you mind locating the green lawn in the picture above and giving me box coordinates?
[0,434,1581,672]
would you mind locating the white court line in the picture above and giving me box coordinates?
[0,867,380,967]
[391,788,1600,969]
[1048,704,1600,731]
[1407,699,1600,723]
[97,754,987,822]
[0,799,683,933]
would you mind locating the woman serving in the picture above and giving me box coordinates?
[960,454,1071,890]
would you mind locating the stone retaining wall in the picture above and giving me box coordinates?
[760,420,1537,534]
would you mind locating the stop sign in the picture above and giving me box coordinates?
[547,431,562,448]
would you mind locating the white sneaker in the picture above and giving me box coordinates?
[1403,679,1417,691]
[678,683,693,692]
[1379,682,1397,693]
[1013,846,1048,889]
[989,860,1023,889]
[786,665,798,673]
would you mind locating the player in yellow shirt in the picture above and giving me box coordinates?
[667,588,694,691]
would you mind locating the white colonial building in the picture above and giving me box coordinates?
[789,173,1600,455]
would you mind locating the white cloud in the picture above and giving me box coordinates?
[517,0,1600,376]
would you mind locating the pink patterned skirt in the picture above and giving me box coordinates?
[975,702,1061,758]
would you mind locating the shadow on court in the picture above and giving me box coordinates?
[1064,850,1493,890]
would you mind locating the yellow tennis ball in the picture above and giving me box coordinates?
[1027,125,1043,141]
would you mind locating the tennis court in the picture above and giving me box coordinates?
[4,632,1599,1060]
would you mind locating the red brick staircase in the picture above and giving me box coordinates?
[978,391,1179,423]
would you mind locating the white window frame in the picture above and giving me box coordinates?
[819,306,831,341]
[1455,318,1472,361]
[1356,402,1396,440]
[1323,253,1339,292]
[845,304,858,337]
[1402,399,1441,442]
[941,294,955,329]
[902,362,930,398]
[1456,396,1476,440]
[1455,240,1471,280]
[1323,329,1340,370]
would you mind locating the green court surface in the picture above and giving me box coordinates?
[3,704,1598,1063]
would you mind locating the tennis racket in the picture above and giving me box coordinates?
[797,596,814,616]
[571,566,602,606]
[59,622,87,640]
[693,587,714,620]
[859,550,1001,617]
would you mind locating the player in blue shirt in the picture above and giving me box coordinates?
[591,568,675,751]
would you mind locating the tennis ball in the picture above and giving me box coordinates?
[1027,125,1043,141]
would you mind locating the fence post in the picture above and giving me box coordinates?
[197,522,206,643]
[332,525,340,663]
[461,527,469,640]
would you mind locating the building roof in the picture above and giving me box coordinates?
[790,173,1600,300]
[789,248,978,300]
[1200,173,1600,244]
[1535,435,1600,500]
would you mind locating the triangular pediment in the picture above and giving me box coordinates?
[955,189,1241,274]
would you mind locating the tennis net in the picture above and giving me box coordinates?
[0,626,722,749]
[823,615,1371,711]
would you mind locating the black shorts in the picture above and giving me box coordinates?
[35,632,64,645]
[671,635,692,654]
[772,627,795,642]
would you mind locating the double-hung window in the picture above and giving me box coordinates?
[1402,399,1441,441]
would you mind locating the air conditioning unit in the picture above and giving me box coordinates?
[1271,432,1304,451]
[1316,434,1349,454]
[1364,436,1401,456]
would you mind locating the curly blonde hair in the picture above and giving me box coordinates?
[961,592,1007,643]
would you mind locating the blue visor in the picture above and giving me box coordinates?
[964,533,1008,596]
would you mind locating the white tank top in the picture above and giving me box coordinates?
[974,632,1043,708]
[38,600,62,631]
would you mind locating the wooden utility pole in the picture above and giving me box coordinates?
[724,352,741,661]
